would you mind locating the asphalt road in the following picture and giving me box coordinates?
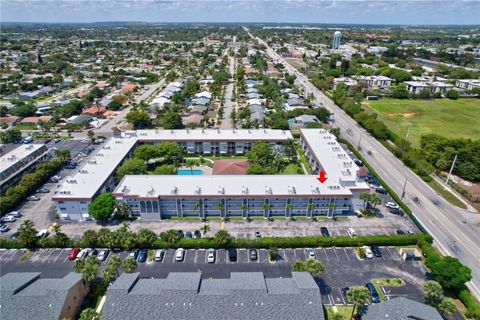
[220,56,236,130]
[0,246,426,306]
[246,28,480,299]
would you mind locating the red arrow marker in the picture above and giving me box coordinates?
[316,171,328,183]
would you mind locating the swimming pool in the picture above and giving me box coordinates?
[177,169,203,175]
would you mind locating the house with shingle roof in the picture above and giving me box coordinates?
[362,297,443,320]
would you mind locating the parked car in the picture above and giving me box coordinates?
[307,248,316,258]
[249,249,258,261]
[35,230,49,239]
[320,227,330,237]
[27,195,40,201]
[177,230,184,238]
[193,230,201,238]
[154,249,164,262]
[0,225,10,232]
[207,249,216,263]
[346,228,357,237]
[52,175,62,180]
[137,250,147,262]
[77,249,90,259]
[354,159,364,167]
[97,249,110,261]
[341,287,350,303]
[396,229,406,235]
[67,248,81,260]
[375,186,387,194]
[64,163,76,169]
[370,245,382,257]
[88,249,98,257]
[36,188,50,193]
[362,246,374,259]
[255,231,262,238]
[385,202,400,210]
[53,139,61,143]
[365,282,381,303]
[1,216,17,223]
[9,232,19,239]
[7,211,21,218]
[185,231,193,239]
[175,248,185,261]
[228,248,237,262]
[128,249,140,260]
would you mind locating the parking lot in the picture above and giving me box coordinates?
[0,246,427,305]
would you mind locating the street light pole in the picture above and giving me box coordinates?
[401,177,408,200]
[445,154,458,185]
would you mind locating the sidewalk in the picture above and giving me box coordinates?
[432,175,478,213]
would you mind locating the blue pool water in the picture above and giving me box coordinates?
[177,169,203,175]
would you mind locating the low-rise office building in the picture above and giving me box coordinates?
[101,272,325,320]
[0,272,86,320]
[0,144,49,189]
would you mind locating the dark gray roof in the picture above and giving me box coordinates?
[0,272,83,320]
[102,272,325,320]
[362,297,443,320]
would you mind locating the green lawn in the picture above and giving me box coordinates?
[325,306,355,320]
[280,163,303,174]
[364,98,480,147]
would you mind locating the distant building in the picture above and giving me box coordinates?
[332,31,342,49]
[0,272,86,320]
[101,272,325,320]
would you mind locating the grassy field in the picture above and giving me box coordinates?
[363,98,480,147]
[325,306,355,320]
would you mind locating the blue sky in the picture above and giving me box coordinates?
[1,0,479,25]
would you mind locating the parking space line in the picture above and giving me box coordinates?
[281,249,287,262]
[53,249,65,262]
[386,247,396,260]
[323,248,329,261]
[343,248,350,261]
[194,250,198,263]
[338,287,347,305]
[293,249,297,260]
[333,248,340,261]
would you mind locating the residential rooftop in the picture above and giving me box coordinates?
[101,272,325,320]
[0,144,48,186]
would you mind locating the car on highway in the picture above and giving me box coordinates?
[207,249,216,263]
[362,246,374,259]
[27,195,40,201]
[320,227,330,237]
[154,249,164,262]
[307,248,316,258]
[36,188,50,193]
[228,249,237,262]
[249,249,258,261]
[386,202,400,210]
[175,248,185,261]
[137,250,147,262]
[67,248,81,260]
[0,225,10,232]
[1,215,17,223]
[370,245,382,257]
[365,282,381,303]
[128,249,140,260]
[97,249,110,261]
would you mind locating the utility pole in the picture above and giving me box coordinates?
[401,177,408,200]
[445,154,458,185]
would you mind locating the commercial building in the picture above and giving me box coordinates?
[53,129,293,220]
[456,79,480,91]
[0,272,86,320]
[0,144,49,189]
[332,31,341,49]
[101,272,325,320]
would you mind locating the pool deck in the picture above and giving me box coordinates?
[178,165,213,175]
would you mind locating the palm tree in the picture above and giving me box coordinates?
[369,193,382,209]
[283,139,296,162]
[51,223,61,234]
[359,192,371,210]
[193,201,202,217]
[185,159,196,174]
[214,230,232,245]
[307,202,314,216]
[240,204,248,217]
[17,220,38,248]
[216,201,225,217]
[328,200,336,217]
[122,256,138,273]
[285,203,293,216]
[200,224,210,236]
[346,286,371,320]
[115,202,130,218]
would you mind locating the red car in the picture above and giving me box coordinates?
[67,248,81,260]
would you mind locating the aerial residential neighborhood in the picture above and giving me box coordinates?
[1,1,480,320]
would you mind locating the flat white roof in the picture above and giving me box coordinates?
[300,129,360,185]
[0,144,48,185]
[113,175,354,198]
[53,130,293,200]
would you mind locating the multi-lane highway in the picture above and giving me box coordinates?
[246,29,480,299]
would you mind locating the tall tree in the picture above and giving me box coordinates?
[88,193,116,220]
[346,286,371,320]
[17,220,38,248]
[122,256,138,273]
[424,280,443,306]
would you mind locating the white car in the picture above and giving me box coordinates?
[386,202,400,210]
[27,195,40,201]
[307,248,316,258]
[36,229,50,238]
[175,248,185,261]
[52,175,62,180]
[1,215,16,223]
[362,246,374,259]
[7,211,21,218]
[207,249,216,263]
[347,228,357,237]
[77,248,90,259]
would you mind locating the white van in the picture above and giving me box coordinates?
[347,228,357,237]
[23,136,33,144]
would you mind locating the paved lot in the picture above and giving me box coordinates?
[0,246,426,305]
[46,140,90,157]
